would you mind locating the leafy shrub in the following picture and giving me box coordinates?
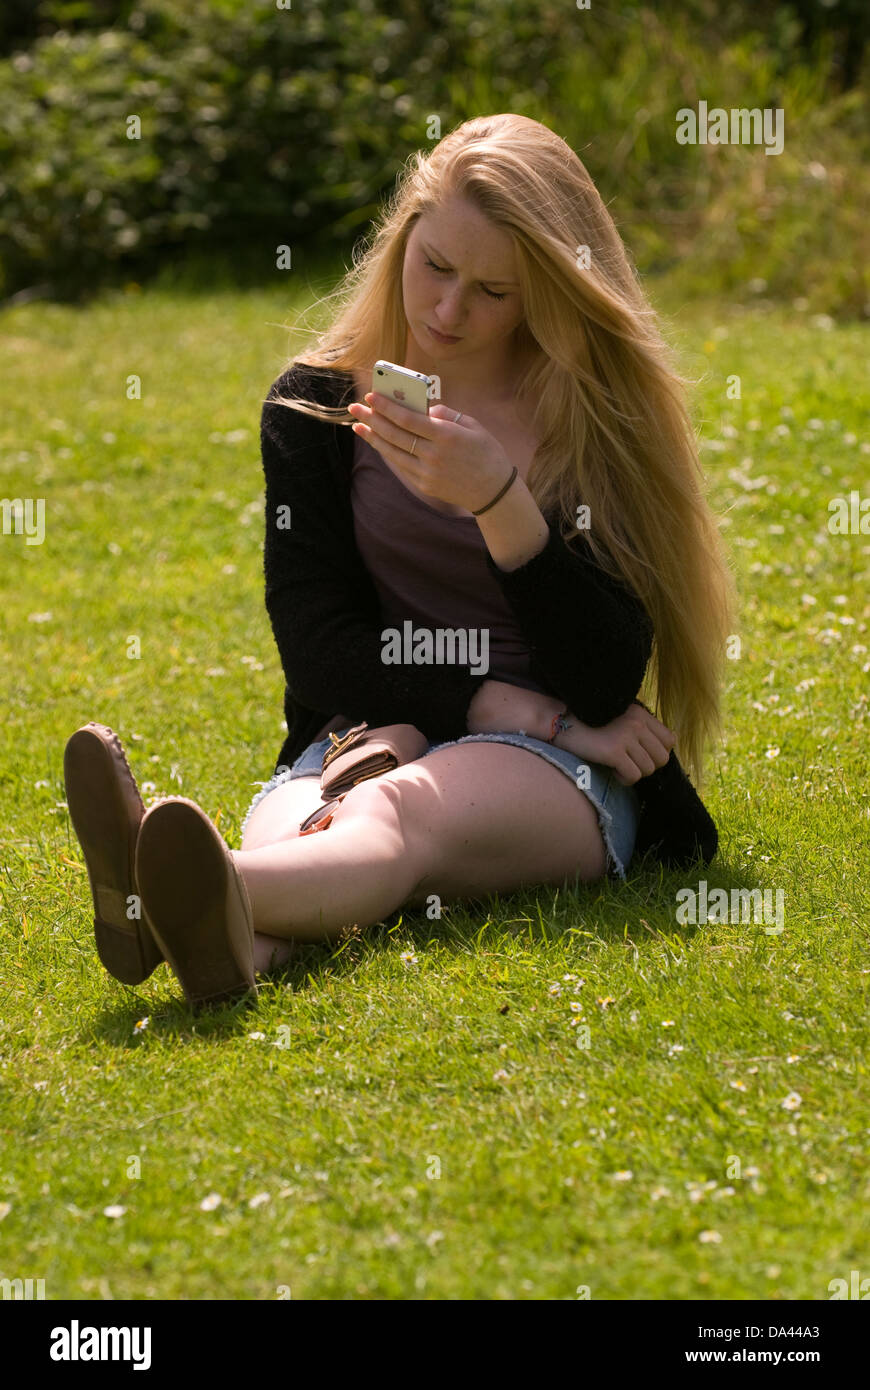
[0,0,866,316]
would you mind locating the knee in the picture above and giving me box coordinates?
[332,775,432,876]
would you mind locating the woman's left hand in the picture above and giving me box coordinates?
[348,392,513,513]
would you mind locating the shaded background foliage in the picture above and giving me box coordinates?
[0,0,867,314]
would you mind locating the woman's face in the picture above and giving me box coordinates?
[402,196,526,363]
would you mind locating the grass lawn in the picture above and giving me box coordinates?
[1,267,868,1299]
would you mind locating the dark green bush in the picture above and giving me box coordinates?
[0,0,866,315]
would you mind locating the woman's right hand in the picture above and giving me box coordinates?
[468,681,676,785]
[552,702,676,785]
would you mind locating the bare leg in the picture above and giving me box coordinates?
[233,743,606,948]
[242,777,326,850]
[241,777,326,971]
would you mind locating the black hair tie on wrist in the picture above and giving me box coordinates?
[471,465,518,516]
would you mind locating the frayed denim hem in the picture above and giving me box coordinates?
[240,767,300,839]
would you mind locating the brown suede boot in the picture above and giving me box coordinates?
[63,723,164,985]
[134,796,256,1012]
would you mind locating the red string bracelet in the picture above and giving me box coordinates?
[548,709,571,743]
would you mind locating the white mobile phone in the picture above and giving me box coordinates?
[372,360,433,414]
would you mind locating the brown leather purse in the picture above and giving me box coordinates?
[319,720,429,799]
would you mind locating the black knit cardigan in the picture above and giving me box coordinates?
[260,362,719,869]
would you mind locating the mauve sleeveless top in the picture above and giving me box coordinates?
[350,432,550,695]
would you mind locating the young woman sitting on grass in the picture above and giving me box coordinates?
[64,113,736,1011]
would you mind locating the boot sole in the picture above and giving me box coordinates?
[63,724,163,985]
[134,797,256,1011]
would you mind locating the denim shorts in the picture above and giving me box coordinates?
[241,728,640,880]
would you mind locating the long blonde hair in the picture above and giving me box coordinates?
[269,113,737,788]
